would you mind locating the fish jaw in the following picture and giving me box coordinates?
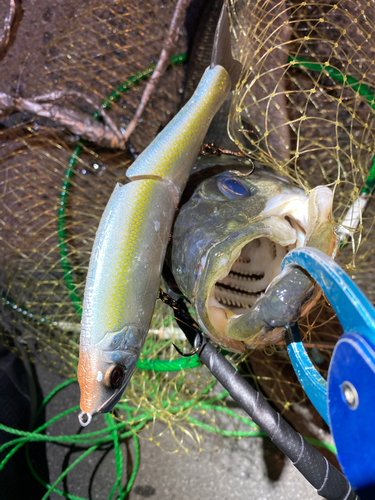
[202,187,335,350]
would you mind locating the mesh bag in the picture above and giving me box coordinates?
[225,0,375,404]
[228,0,375,279]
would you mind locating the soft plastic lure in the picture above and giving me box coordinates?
[77,6,241,426]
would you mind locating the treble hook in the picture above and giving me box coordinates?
[172,333,203,357]
[229,162,255,177]
[158,287,205,357]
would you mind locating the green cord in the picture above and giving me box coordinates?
[105,413,124,500]
[290,56,375,195]
[0,375,337,500]
[1,379,146,499]
[136,356,201,371]
[303,436,337,455]
[100,54,186,112]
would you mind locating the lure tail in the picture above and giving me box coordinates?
[125,3,242,205]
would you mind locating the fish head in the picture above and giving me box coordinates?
[78,324,143,426]
[172,166,312,352]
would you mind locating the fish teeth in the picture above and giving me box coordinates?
[214,286,261,309]
[217,272,267,294]
[228,271,264,281]
[270,241,277,259]
[237,257,250,264]
[230,260,255,275]
[213,237,292,312]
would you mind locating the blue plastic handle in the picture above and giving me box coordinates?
[286,324,329,425]
[282,247,375,344]
[281,247,375,422]
[281,247,375,497]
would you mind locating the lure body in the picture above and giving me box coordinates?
[78,7,240,426]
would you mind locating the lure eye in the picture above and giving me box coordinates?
[218,177,253,199]
[109,365,125,389]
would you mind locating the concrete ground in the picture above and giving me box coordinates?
[37,366,325,500]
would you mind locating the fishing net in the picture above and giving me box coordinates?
[0,0,186,369]
[228,0,375,281]
[227,0,375,391]
[0,0,373,493]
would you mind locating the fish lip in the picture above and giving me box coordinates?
[97,389,125,414]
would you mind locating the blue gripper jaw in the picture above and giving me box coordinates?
[281,247,375,499]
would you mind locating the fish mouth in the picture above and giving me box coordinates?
[97,379,129,414]
[197,205,309,348]
[211,236,292,314]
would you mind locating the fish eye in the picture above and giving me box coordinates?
[218,177,252,198]
[109,365,125,389]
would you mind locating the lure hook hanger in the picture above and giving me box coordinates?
[229,165,255,177]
